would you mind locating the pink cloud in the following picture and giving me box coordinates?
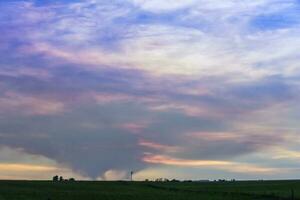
[0,92,65,115]
[142,153,280,174]
[20,43,119,70]
[143,153,232,167]
[187,132,242,142]
[87,92,161,105]
[139,140,182,153]
[91,92,133,104]
[186,131,284,147]
[119,122,149,134]
[149,102,226,119]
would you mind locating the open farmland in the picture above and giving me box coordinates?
[0,180,299,200]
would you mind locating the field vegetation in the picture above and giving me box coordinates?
[0,180,299,200]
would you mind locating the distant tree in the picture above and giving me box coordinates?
[171,179,180,182]
[59,176,64,182]
[69,178,75,182]
[145,179,149,182]
[52,175,59,182]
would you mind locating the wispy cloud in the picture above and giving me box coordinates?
[139,140,182,153]
[0,92,65,115]
[143,153,281,174]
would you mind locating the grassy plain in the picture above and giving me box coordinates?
[0,180,299,200]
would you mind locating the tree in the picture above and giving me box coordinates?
[59,176,64,182]
[52,175,59,182]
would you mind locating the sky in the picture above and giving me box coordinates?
[0,0,300,181]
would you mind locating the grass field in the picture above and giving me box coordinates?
[0,180,299,200]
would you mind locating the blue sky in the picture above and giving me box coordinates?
[0,0,300,180]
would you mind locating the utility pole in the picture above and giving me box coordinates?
[130,171,134,181]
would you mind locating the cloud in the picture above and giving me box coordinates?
[0,92,65,116]
[0,163,57,172]
[142,153,280,174]
[270,147,300,160]
[0,102,151,178]
[101,169,128,180]
[129,0,197,13]
[143,153,232,167]
[5,0,299,79]
[0,146,88,180]
[118,122,150,134]
[186,131,283,145]
[0,67,51,79]
[139,139,182,153]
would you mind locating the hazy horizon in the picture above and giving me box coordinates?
[1,0,300,181]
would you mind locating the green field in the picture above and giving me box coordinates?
[0,180,299,200]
